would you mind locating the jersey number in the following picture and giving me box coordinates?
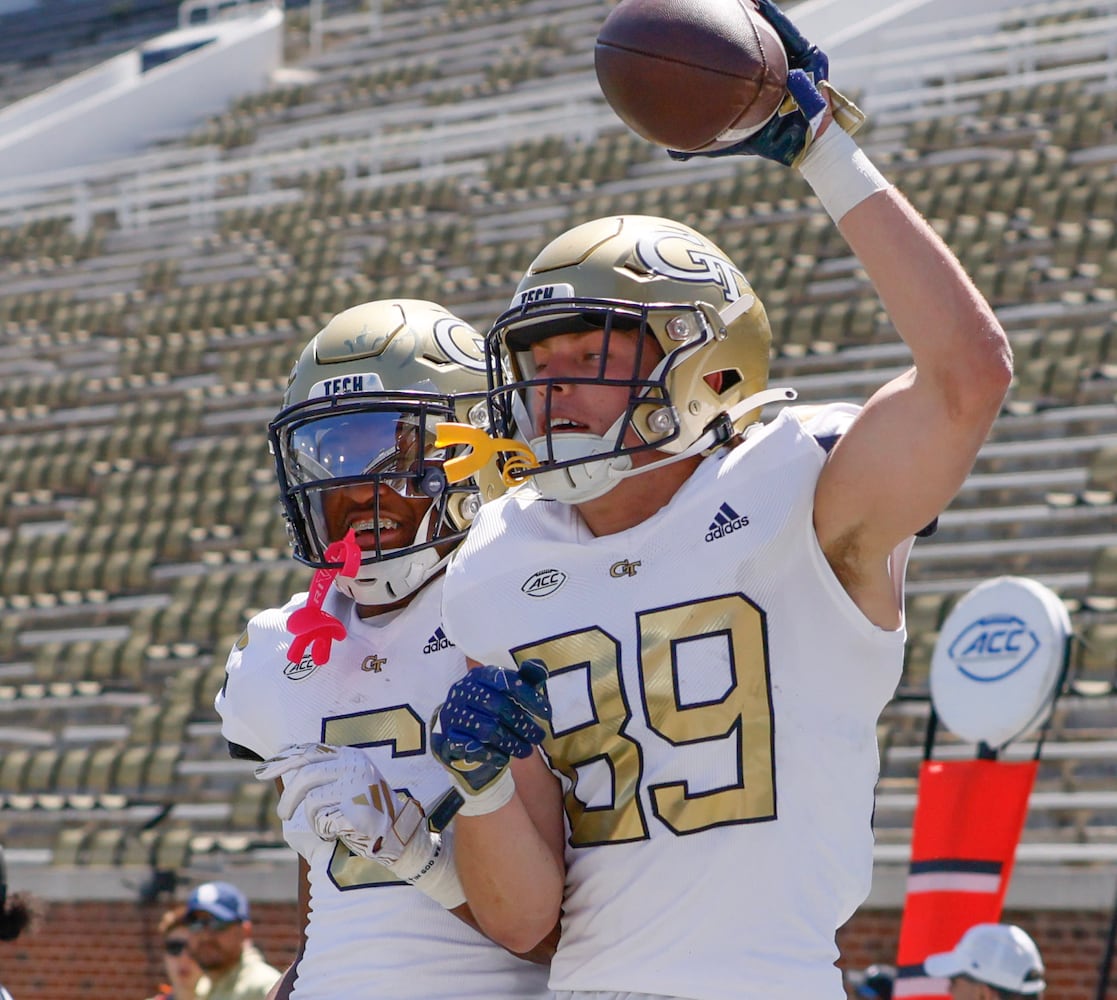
[513,593,775,847]
[321,706,424,890]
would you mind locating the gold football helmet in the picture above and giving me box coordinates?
[270,299,499,605]
[484,215,786,502]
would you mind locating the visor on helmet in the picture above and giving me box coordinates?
[286,407,447,499]
[269,384,470,570]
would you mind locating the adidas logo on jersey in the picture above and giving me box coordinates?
[424,627,455,654]
[705,502,750,542]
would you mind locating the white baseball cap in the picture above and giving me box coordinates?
[924,923,1045,994]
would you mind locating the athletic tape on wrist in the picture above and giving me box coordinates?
[797,124,892,222]
[456,767,516,817]
[389,826,466,909]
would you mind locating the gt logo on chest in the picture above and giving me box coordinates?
[609,559,641,578]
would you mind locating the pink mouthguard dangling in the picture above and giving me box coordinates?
[285,529,361,666]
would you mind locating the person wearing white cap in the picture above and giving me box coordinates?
[924,923,1046,999]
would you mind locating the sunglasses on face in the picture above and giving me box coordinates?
[186,915,238,933]
[164,938,189,956]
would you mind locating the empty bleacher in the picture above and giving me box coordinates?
[0,0,1115,891]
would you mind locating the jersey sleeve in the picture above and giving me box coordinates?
[215,592,308,760]
[787,401,862,452]
[789,402,938,538]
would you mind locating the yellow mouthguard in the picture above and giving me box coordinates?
[435,423,540,486]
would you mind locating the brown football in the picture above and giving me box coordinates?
[595,0,789,153]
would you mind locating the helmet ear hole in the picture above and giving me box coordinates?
[704,369,741,393]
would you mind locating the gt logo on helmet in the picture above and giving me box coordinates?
[636,229,748,303]
[433,316,487,373]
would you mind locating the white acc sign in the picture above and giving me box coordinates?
[929,576,1070,748]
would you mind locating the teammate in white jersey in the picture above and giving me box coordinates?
[428,4,1014,998]
[215,299,553,999]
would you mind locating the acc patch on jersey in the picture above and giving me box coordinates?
[283,651,319,681]
[521,568,567,598]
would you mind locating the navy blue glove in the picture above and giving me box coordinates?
[432,660,551,805]
[668,0,859,167]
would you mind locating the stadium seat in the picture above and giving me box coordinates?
[1,0,1116,912]
[85,827,129,867]
[230,780,278,832]
[51,826,90,867]
[0,748,33,793]
[1070,622,1117,695]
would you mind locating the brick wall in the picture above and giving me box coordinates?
[0,900,299,1000]
[1,902,1114,998]
[837,908,1117,999]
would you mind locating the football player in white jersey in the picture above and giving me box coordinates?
[215,299,553,999]
[428,4,1013,999]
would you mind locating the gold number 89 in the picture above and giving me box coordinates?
[514,593,775,847]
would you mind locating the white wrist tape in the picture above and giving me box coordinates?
[389,825,466,909]
[456,767,516,817]
[797,125,892,223]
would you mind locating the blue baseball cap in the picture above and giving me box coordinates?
[185,881,249,923]
[847,964,895,1000]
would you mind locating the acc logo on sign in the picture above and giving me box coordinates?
[522,569,566,598]
[930,576,1070,747]
[947,614,1039,682]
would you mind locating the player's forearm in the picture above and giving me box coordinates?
[453,798,564,954]
[839,187,1011,395]
[797,124,1012,410]
[449,902,559,964]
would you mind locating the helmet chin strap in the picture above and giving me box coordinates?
[526,432,634,503]
[336,546,449,605]
[528,386,797,504]
[334,504,449,606]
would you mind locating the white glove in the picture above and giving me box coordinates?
[255,743,466,908]
[256,743,398,855]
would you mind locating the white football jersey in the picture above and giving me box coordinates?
[217,576,551,1000]
[441,405,907,1000]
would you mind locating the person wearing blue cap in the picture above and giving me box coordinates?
[184,881,280,1000]
[846,963,895,1000]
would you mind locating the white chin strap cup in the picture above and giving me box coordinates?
[335,546,448,606]
[333,504,448,606]
[526,431,634,504]
[526,387,797,505]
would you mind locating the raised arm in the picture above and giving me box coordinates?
[810,171,1012,619]
[669,0,1013,624]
